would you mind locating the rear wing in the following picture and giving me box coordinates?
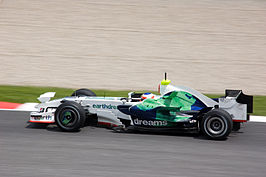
[225,90,253,113]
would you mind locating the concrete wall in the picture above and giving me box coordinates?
[0,0,266,94]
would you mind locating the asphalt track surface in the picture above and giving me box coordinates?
[1,111,266,177]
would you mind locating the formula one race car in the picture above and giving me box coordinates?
[29,74,253,140]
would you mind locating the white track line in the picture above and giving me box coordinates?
[250,116,266,123]
[16,103,38,111]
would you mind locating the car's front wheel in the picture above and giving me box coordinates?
[200,109,233,140]
[55,101,86,132]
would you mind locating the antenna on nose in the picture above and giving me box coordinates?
[165,72,167,80]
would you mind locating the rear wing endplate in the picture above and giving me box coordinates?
[225,90,253,113]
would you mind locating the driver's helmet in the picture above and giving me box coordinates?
[141,93,155,100]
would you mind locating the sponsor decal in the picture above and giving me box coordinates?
[31,115,52,121]
[92,104,117,110]
[31,116,42,120]
[133,118,168,126]
[42,115,52,120]
[189,119,197,123]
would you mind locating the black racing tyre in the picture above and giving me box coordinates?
[71,88,96,97]
[55,101,86,132]
[200,109,233,140]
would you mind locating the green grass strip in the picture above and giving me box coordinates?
[0,85,265,116]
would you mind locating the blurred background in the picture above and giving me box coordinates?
[0,0,265,95]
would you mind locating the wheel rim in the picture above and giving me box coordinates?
[60,109,78,127]
[206,117,225,135]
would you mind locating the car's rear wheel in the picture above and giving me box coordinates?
[200,109,233,140]
[71,88,96,97]
[55,101,86,132]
